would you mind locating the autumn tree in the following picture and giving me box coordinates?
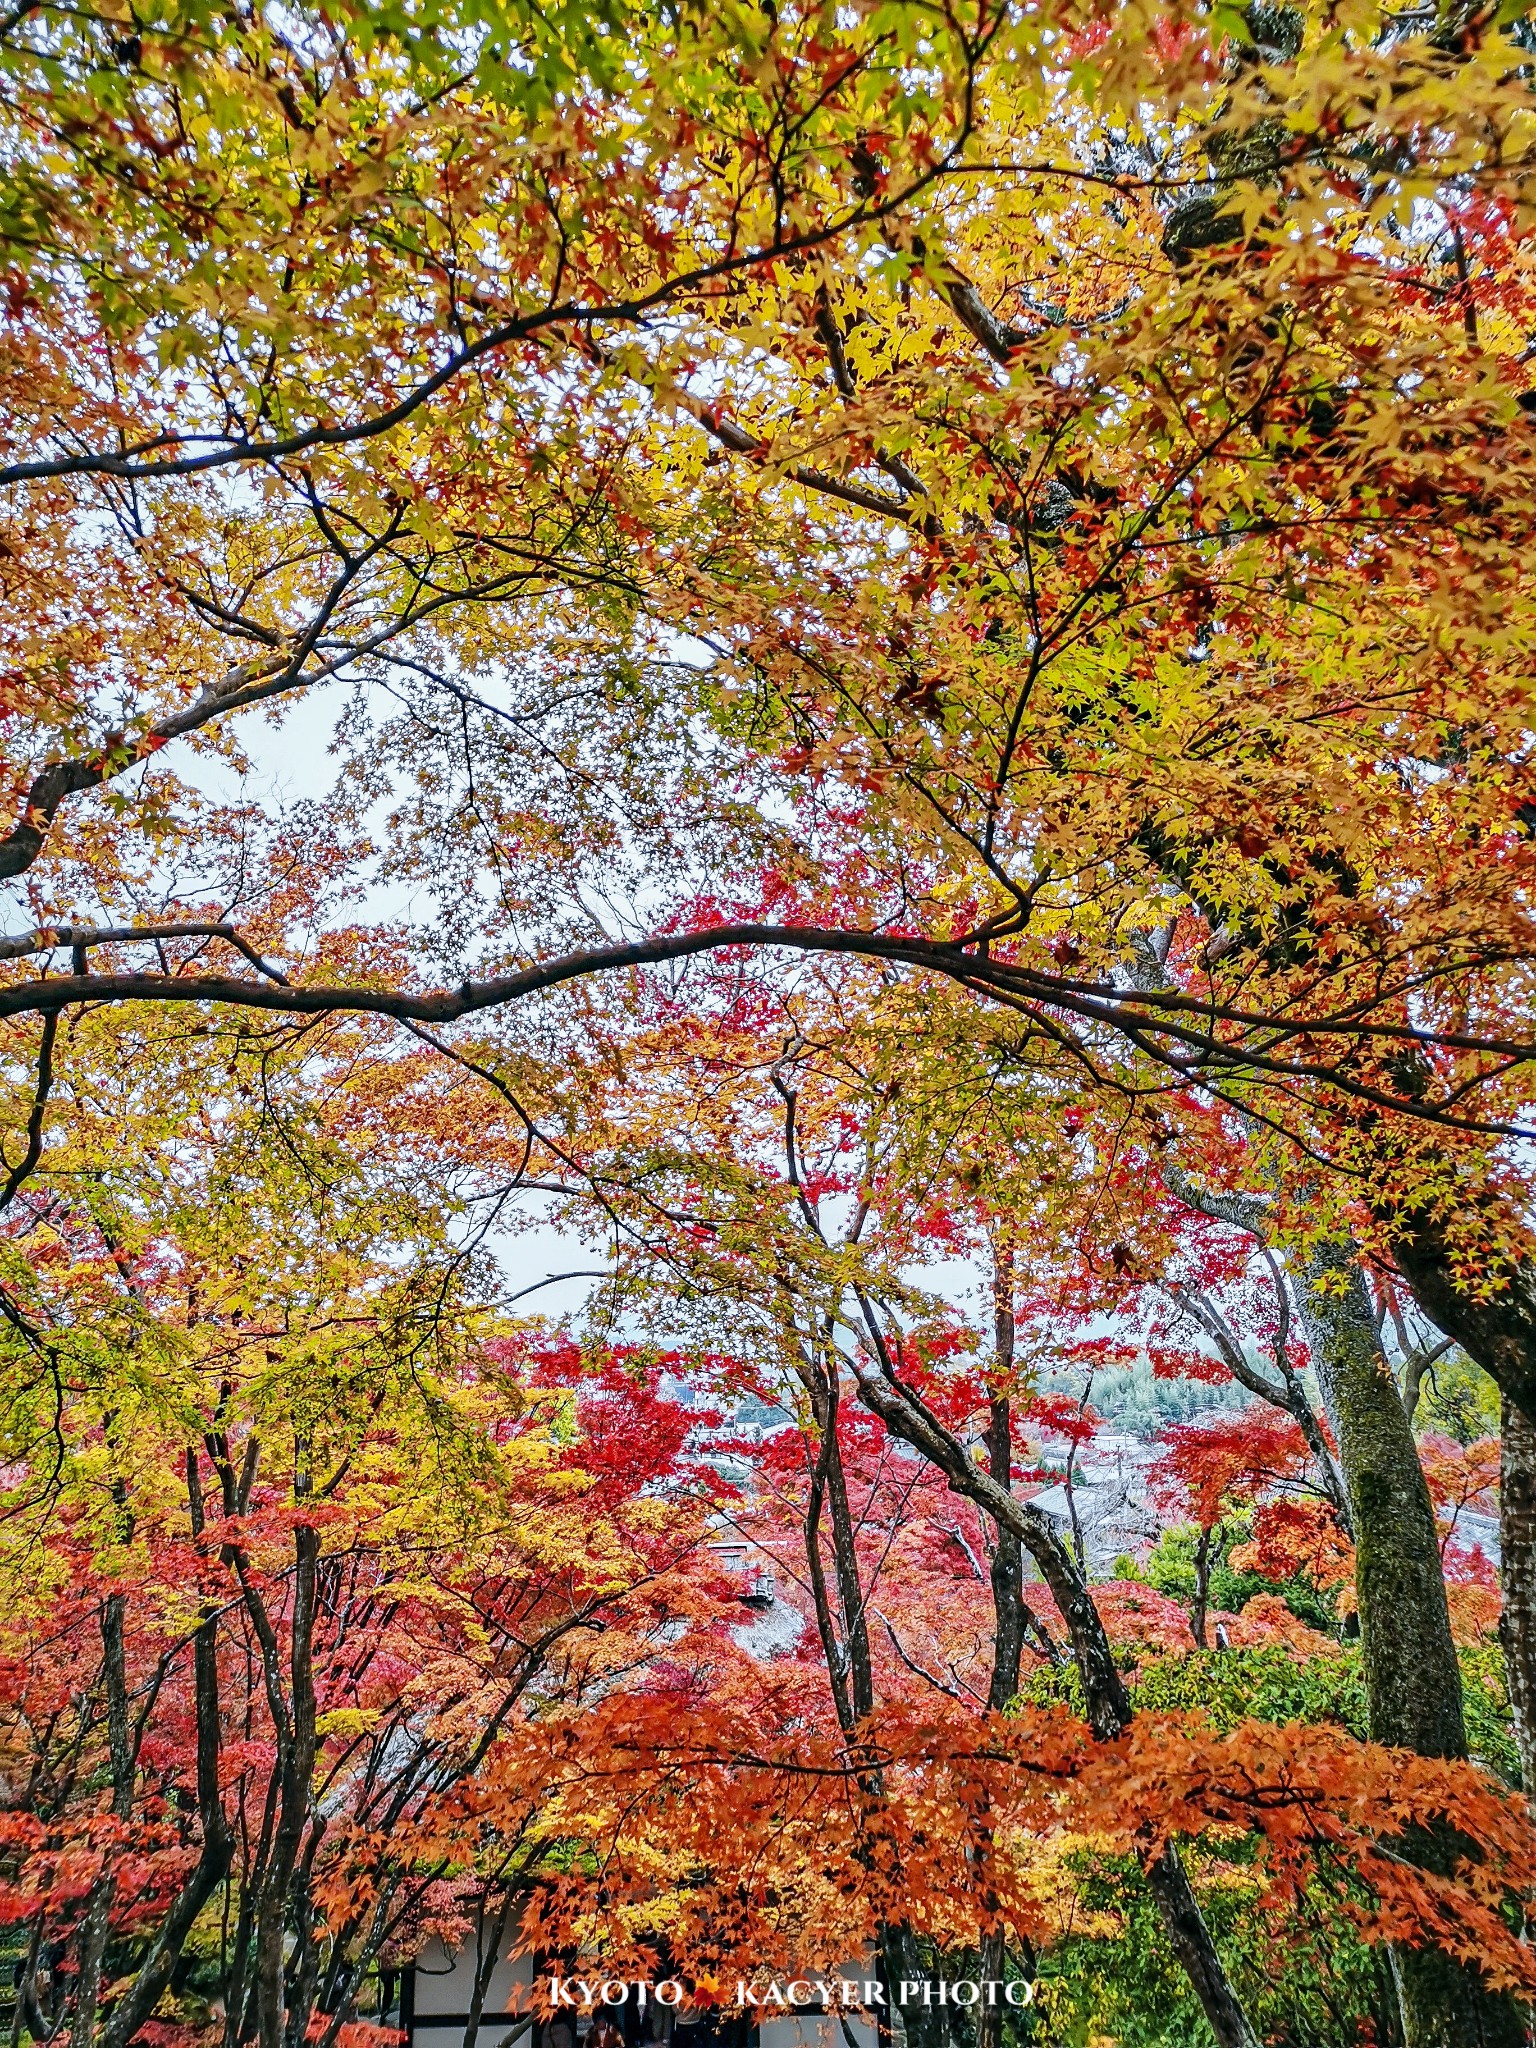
[0,0,1530,1151]
[1147,1410,1328,1649]
[0,1009,725,2048]
[7,3,1536,2046]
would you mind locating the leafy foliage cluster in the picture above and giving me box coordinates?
[4,0,1536,2043]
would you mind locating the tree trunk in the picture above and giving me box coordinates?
[800,1345,948,2048]
[1293,1241,1524,2048]
[1191,1527,1213,1651]
[799,1348,876,1734]
[256,1518,320,2048]
[1500,1394,1536,1796]
[98,1571,231,2048]
[70,1592,133,2048]
[978,1257,1030,2048]
[849,1350,1260,2048]
[877,1926,953,2048]
[1294,1242,1464,1755]
[463,1896,515,2048]
[985,1247,1026,1718]
[71,1881,114,2048]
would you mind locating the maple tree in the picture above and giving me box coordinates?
[4,943,1535,2047]
[13,952,1530,2044]
[0,1008,728,2048]
[0,0,1532,1148]
[6,0,1536,2045]
[1146,1408,1326,1647]
[0,1368,713,2048]
[453,939,1535,2044]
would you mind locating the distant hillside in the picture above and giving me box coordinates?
[1048,1355,1237,1438]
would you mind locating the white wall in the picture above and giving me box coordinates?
[411,1934,535,2048]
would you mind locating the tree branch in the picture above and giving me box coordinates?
[0,1009,57,1211]
[0,921,1526,1136]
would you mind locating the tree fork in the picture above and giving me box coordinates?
[800,1348,951,2048]
[847,1350,1261,2048]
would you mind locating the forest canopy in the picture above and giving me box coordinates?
[4,0,1536,2045]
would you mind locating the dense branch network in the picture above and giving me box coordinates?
[0,918,1526,1137]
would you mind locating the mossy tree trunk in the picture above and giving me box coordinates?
[1292,1240,1524,2048]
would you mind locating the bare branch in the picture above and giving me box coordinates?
[0,1011,58,1211]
